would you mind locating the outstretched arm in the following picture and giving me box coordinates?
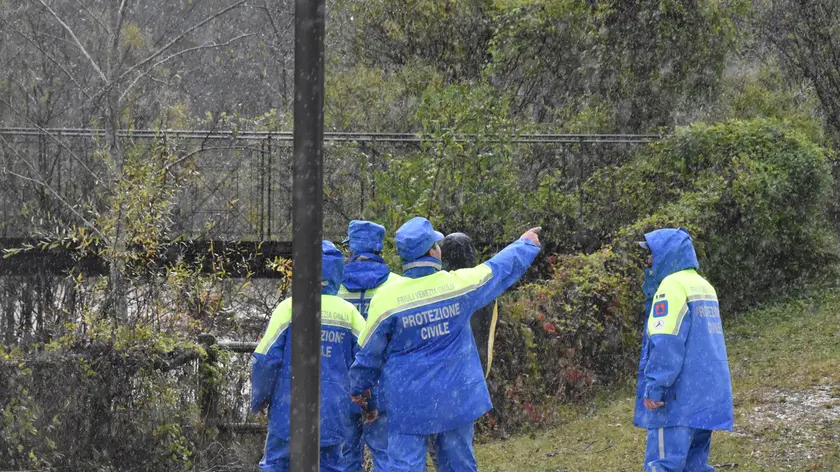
[454,228,542,313]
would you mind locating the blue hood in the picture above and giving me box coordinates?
[342,253,391,291]
[322,240,345,295]
[344,220,386,254]
[644,228,699,288]
[396,217,444,263]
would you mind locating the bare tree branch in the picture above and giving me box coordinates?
[31,0,108,83]
[0,97,110,190]
[110,0,129,77]
[117,0,247,83]
[71,0,111,35]
[0,17,93,100]
[262,0,286,41]
[67,0,246,116]
[0,136,105,239]
[119,33,255,103]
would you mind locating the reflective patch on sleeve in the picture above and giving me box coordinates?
[648,303,688,336]
[653,300,669,318]
[646,276,688,336]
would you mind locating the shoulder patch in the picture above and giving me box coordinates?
[653,300,669,318]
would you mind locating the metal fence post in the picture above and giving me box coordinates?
[290,0,325,469]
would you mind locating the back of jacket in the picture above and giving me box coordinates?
[633,229,734,431]
[251,295,366,446]
[339,262,401,413]
[350,239,540,435]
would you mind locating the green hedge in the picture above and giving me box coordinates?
[485,119,836,434]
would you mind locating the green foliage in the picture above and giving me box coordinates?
[346,0,494,80]
[325,63,442,131]
[759,0,840,145]
[370,83,523,242]
[489,118,836,433]
[613,119,834,310]
[489,247,642,431]
[486,0,750,131]
[711,62,824,142]
[1,119,284,470]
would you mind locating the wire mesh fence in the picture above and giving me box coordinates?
[0,127,659,241]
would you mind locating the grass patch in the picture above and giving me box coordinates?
[476,289,840,471]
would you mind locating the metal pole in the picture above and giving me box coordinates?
[290,0,325,468]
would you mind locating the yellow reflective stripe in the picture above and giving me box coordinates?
[403,260,442,271]
[338,272,401,300]
[339,292,364,303]
[359,268,494,346]
[255,299,292,354]
[256,296,363,353]
[675,271,718,304]
[647,275,688,336]
[321,295,365,338]
[673,303,689,335]
[359,293,434,347]
[321,317,364,338]
[451,264,493,289]
[322,319,353,330]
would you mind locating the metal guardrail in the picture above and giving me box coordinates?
[197,333,266,434]
[0,127,662,144]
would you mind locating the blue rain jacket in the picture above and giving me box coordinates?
[251,241,366,447]
[634,228,734,431]
[338,252,401,414]
[349,238,540,435]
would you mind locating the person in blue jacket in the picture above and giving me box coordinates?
[338,220,402,471]
[349,217,542,472]
[251,240,367,472]
[634,228,734,472]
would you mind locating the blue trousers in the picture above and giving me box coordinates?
[343,412,389,472]
[644,427,715,472]
[260,434,344,472]
[389,423,476,472]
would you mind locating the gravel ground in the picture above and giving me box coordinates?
[740,383,840,468]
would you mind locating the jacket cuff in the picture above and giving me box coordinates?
[518,238,539,248]
[645,386,666,402]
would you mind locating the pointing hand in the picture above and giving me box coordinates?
[520,227,542,247]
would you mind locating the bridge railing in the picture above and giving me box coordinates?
[197,333,266,435]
